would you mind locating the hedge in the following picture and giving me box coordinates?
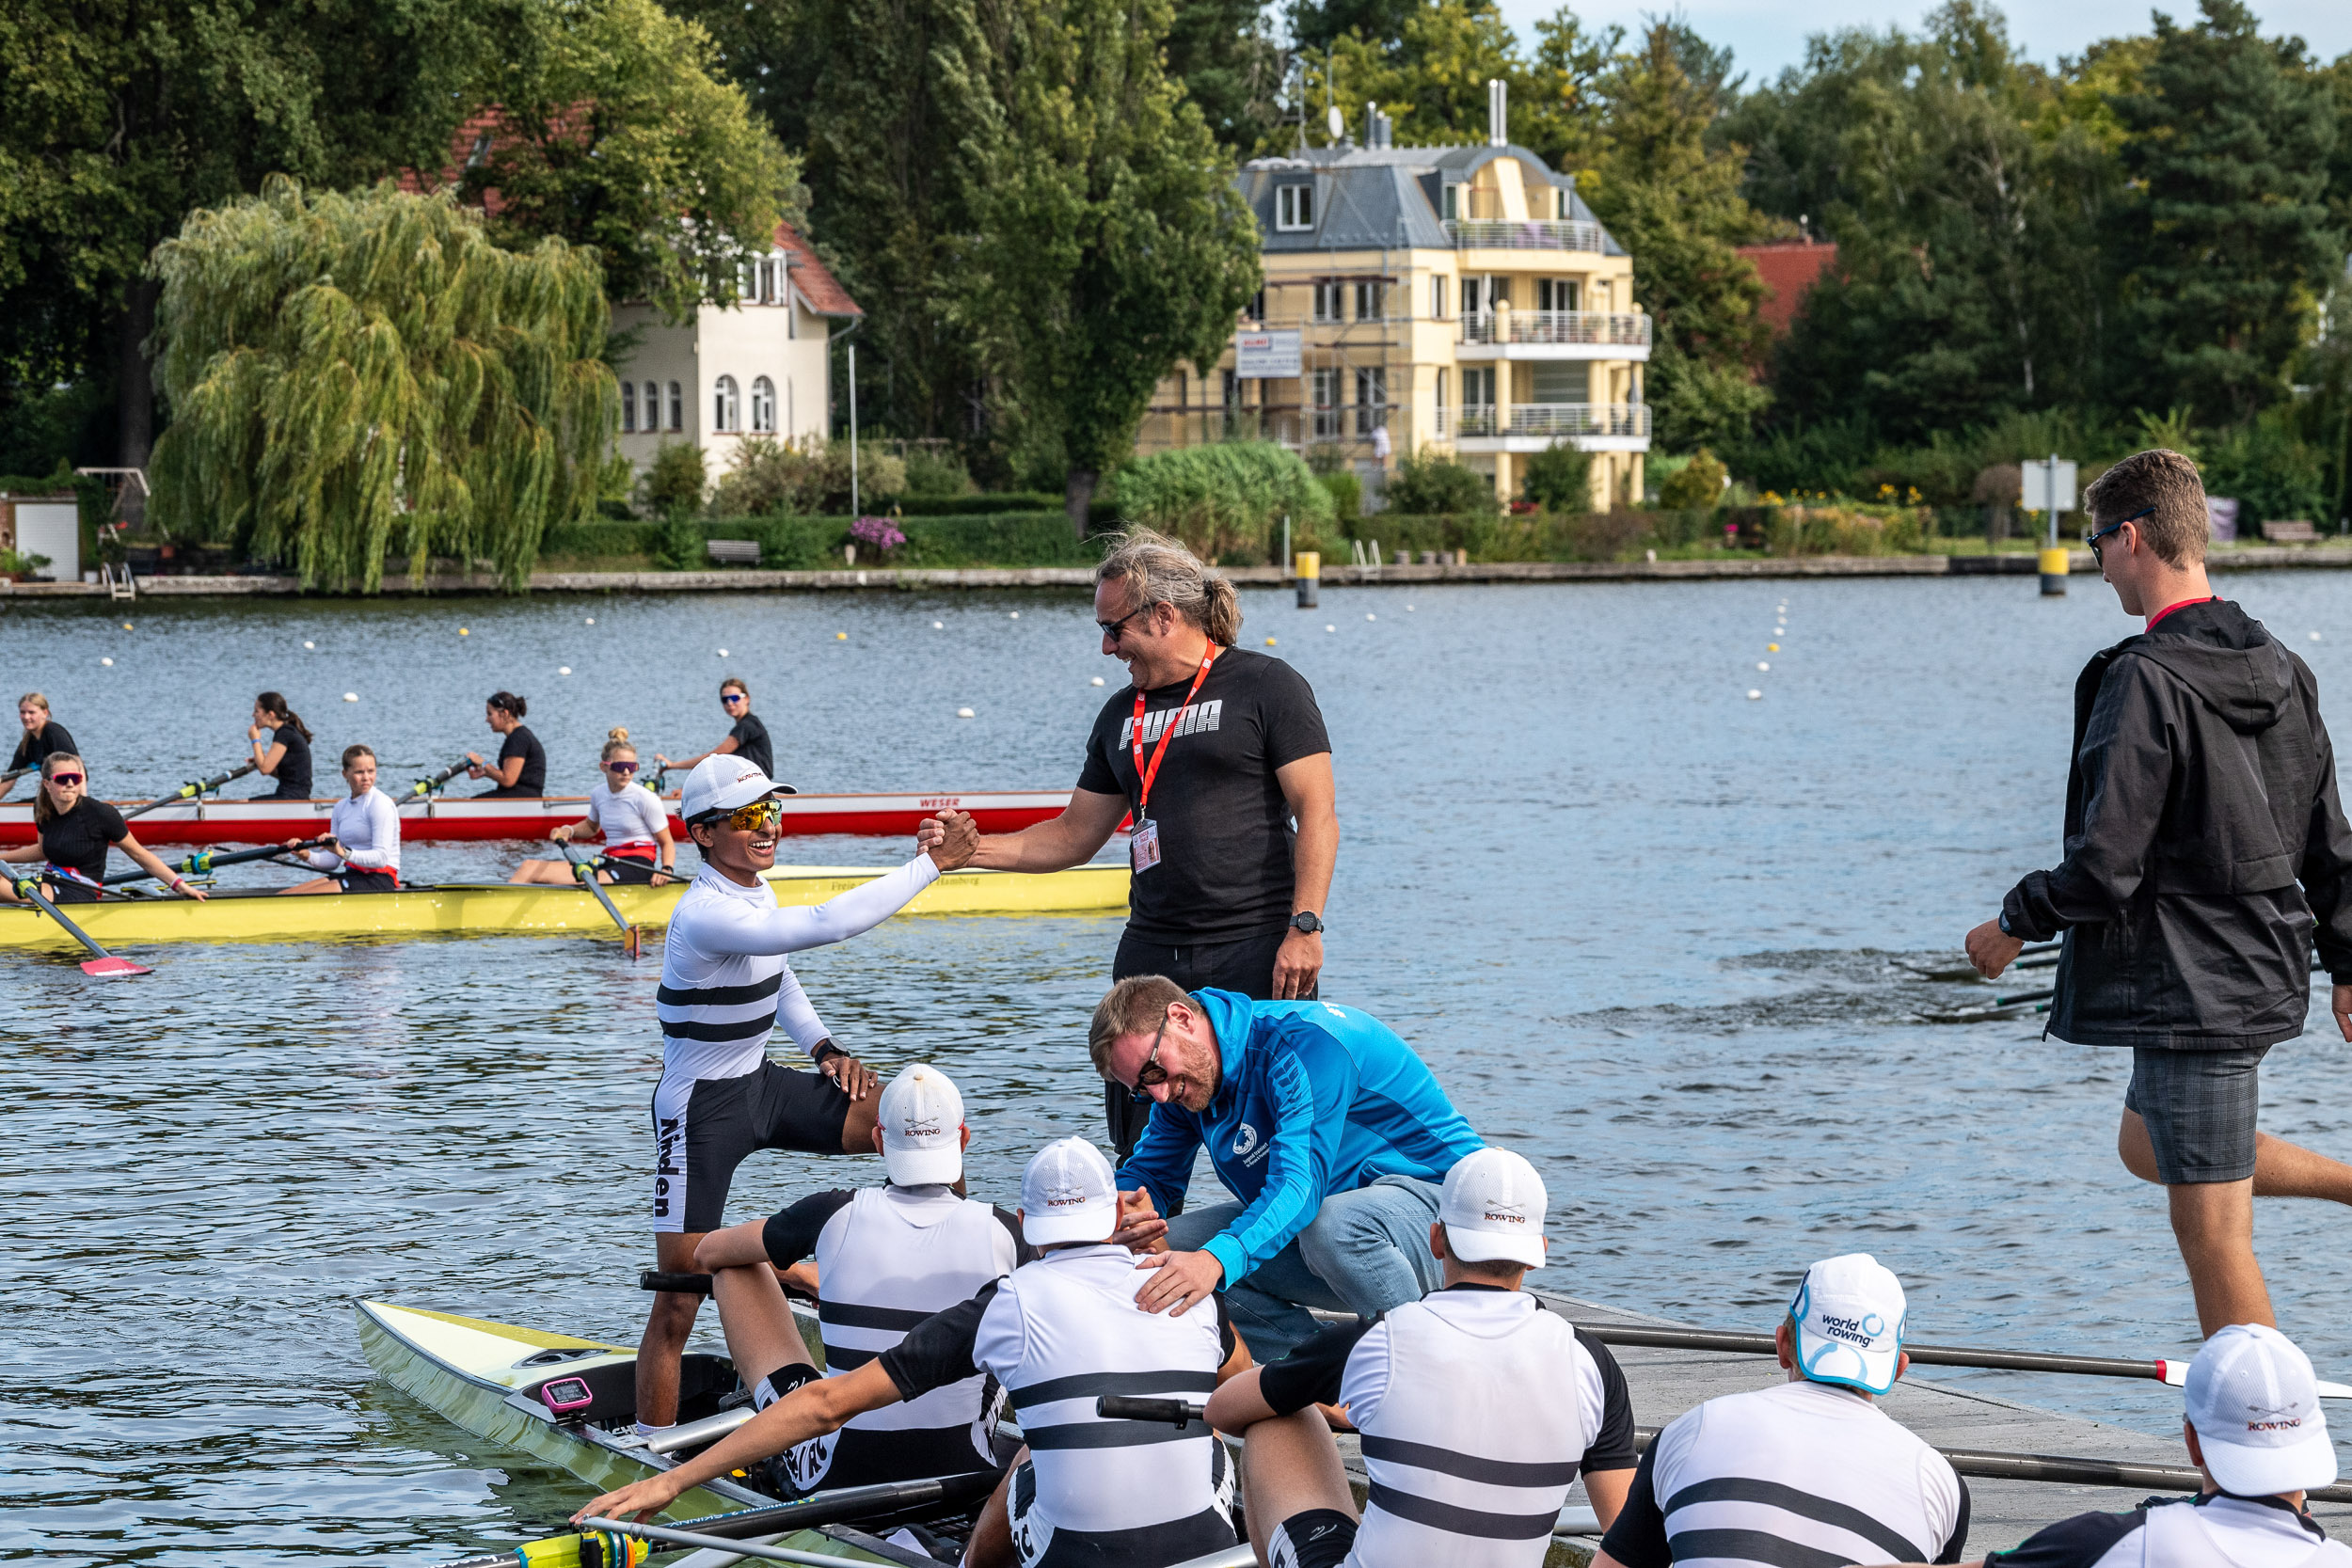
[539,512,1105,570]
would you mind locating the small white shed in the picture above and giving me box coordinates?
[0,495,81,579]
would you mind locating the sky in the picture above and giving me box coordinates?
[1487,0,2352,85]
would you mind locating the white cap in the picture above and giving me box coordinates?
[1787,1254,1907,1396]
[877,1064,964,1187]
[1019,1137,1119,1247]
[680,752,793,820]
[1438,1148,1547,1268]
[2186,1323,2338,1497]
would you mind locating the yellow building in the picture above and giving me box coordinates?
[1137,92,1651,510]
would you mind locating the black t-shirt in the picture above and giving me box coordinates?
[1074,646,1330,943]
[10,721,77,774]
[487,724,546,796]
[40,796,127,884]
[728,713,774,779]
[761,1186,1031,1269]
[267,725,313,800]
[879,1276,1237,1402]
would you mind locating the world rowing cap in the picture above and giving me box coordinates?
[680,752,795,821]
[1788,1253,1907,1397]
[2186,1323,2338,1497]
[1439,1148,1548,1268]
[1020,1137,1119,1247]
[878,1064,964,1188]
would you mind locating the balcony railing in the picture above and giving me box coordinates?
[1444,218,1607,253]
[1455,403,1651,439]
[1459,310,1651,348]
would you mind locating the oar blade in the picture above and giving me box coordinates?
[79,955,151,979]
[625,925,643,960]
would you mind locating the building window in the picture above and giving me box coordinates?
[714,374,740,433]
[1442,184,1459,220]
[751,375,777,434]
[1435,367,1448,436]
[1222,369,1239,408]
[1354,367,1387,435]
[1311,367,1340,437]
[1460,276,1483,317]
[1354,281,1384,322]
[1276,183,1314,231]
[1313,282,1343,323]
[666,382,683,432]
[786,293,797,339]
[1431,275,1448,319]
[1536,278,1581,312]
[1248,287,1266,322]
[621,381,637,434]
[1464,366,1495,408]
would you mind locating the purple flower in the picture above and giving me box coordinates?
[850,515,906,551]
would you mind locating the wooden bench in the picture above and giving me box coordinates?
[2261,520,2320,543]
[706,538,762,565]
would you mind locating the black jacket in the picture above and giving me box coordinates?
[2002,599,2352,1049]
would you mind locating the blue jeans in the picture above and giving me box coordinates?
[1167,1175,1445,1362]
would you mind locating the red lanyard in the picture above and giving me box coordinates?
[1131,647,1218,819]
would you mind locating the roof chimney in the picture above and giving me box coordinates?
[1487,78,1507,148]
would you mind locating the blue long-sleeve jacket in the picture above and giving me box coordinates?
[1114,990,1485,1287]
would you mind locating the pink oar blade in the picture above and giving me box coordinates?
[79,956,151,979]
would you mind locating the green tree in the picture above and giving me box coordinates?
[456,0,801,321]
[1165,0,1285,151]
[2112,0,2340,422]
[148,180,615,591]
[955,0,1263,532]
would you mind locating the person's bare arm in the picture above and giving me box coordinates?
[691,1219,773,1272]
[250,738,288,777]
[1273,752,1336,999]
[121,832,205,900]
[1205,1365,1276,1432]
[971,788,1128,873]
[1582,1466,1634,1529]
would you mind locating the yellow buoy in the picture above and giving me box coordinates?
[836,632,848,641]
[459,627,469,636]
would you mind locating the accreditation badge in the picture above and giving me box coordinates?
[1130,817,1162,872]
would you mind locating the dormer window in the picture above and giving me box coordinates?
[1276,183,1314,231]
[1442,184,1459,220]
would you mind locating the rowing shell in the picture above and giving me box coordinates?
[0,863,1127,952]
[0,788,1073,847]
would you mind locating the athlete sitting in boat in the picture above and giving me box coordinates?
[580,1136,1249,1568]
[635,752,978,1440]
[688,1063,1026,1498]
[508,728,676,886]
[1205,1148,1640,1568]
[0,752,207,905]
[1913,1324,2347,1568]
[278,744,401,894]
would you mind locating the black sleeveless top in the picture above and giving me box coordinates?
[479,723,546,798]
[267,724,313,800]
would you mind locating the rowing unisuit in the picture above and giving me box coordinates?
[579,773,669,876]
[300,784,400,890]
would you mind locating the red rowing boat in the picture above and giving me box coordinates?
[0,789,1073,847]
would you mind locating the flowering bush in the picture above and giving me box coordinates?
[850,515,906,552]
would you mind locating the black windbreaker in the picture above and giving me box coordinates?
[2001,599,2352,1049]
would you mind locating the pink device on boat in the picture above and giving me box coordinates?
[539,1376,595,1417]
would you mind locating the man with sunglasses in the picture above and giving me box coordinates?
[1963,447,2352,1337]
[636,752,980,1435]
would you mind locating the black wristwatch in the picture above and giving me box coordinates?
[1290,911,1325,935]
[812,1039,846,1068]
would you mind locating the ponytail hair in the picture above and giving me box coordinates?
[1093,528,1241,647]
[32,752,84,829]
[255,691,312,740]
[487,690,528,720]
[341,743,375,770]
[602,727,636,762]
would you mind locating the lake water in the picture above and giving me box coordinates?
[7,570,2352,1562]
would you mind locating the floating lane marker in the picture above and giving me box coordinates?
[343,692,358,702]
[1325,624,1335,632]
[1747,689,1762,700]
[957,707,975,719]
[1365,612,1376,621]
[459,627,469,636]
[719,648,730,657]
[933,621,945,629]
[558,666,572,676]
[303,641,315,649]
[835,632,847,641]
[1009,611,1020,619]
[1091,676,1105,686]
[101,657,113,667]
[1757,661,1771,672]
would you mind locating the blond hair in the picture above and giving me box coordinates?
[1094,529,1240,646]
[2083,448,2209,568]
[602,726,636,762]
[19,692,49,713]
[1088,974,1197,1077]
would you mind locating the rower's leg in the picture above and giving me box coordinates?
[838,1086,880,1154]
[1237,1408,1357,1566]
[2249,1132,2352,1203]
[635,1229,706,1428]
[962,1450,1025,1568]
[2168,1178,2274,1335]
[695,1224,817,1387]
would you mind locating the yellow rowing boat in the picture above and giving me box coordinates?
[0,863,1128,953]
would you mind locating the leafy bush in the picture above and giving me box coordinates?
[642,442,707,519]
[1385,450,1498,516]
[895,492,1064,515]
[902,447,976,497]
[2201,410,2327,526]
[0,547,54,577]
[850,515,907,552]
[653,516,705,569]
[707,436,909,516]
[1659,450,1727,509]
[1317,468,1360,528]
[1114,441,1334,562]
[1519,443,1594,512]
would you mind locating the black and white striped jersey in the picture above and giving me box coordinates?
[1598,1379,1969,1568]
[1989,1493,2352,1568]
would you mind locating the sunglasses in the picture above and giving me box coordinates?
[46,772,84,787]
[699,797,783,832]
[722,693,747,705]
[606,760,638,774]
[1097,604,1150,641]
[1124,1010,1174,1103]
[2085,505,2156,563]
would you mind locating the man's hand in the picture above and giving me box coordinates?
[2333,984,2352,1042]
[919,808,980,872]
[1273,927,1323,999]
[1964,918,2024,979]
[815,1044,879,1101]
[1133,1248,1223,1316]
[550,824,574,843]
[776,1259,820,1299]
[574,1473,681,1526]
[1112,1187,1168,1254]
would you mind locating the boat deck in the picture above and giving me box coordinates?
[1324,1291,2352,1564]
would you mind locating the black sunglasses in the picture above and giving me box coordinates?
[1097,604,1152,641]
[2086,505,2156,563]
[1124,1010,1173,1103]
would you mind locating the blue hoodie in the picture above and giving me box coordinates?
[1115,990,1485,1287]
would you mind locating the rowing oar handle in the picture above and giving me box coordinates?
[1096,1396,1207,1426]
[640,1269,712,1296]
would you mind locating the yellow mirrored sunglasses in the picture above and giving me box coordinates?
[703,797,783,832]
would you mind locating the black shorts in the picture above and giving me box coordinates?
[1005,1450,1237,1568]
[750,1363,997,1496]
[595,852,662,885]
[1268,1509,1359,1568]
[651,1059,853,1233]
[2125,1046,2269,1184]
[337,868,399,894]
[43,880,101,906]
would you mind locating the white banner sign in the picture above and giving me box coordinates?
[1234,329,1302,379]
[2021,456,2079,514]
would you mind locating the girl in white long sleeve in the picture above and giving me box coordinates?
[278,744,402,895]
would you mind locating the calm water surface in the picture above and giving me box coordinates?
[7,571,2352,1561]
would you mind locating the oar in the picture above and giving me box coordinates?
[393,758,472,806]
[103,838,330,887]
[120,760,260,821]
[563,841,641,958]
[8,873,150,978]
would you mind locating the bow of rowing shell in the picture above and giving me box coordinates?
[0,790,1074,846]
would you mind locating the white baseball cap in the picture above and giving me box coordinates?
[1019,1136,1119,1247]
[878,1064,964,1187]
[2186,1323,2338,1497]
[1787,1253,1907,1396]
[680,752,795,821]
[1438,1148,1548,1268]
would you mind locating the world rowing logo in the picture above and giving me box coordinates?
[1482,1199,1529,1225]
[900,1116,944,1137]
[1043,1180,1092,1208]
[1232,1124,1259,1156]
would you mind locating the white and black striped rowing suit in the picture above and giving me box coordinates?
[877,1243,1239,1568]
[749,1184,1026,1491]
[1257,1284,1640,1568]
[1597,1378,1971,1568]
[1987,1493,2352,1568]
[651,854,939,1233]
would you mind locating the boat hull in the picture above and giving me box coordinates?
[0,788,1073,847]
[0,863,1127,951]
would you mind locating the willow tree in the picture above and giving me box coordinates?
[149,178,614,591]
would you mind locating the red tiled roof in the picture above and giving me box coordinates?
[776,222,860,318]
[1737,241,1838,336]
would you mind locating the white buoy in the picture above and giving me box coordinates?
[343,691,358,702]
[303,641,315,650]
[2312,631,2324,641]
[1747,689,1762,700]
[1325,624,1336,633]
[1091,676,1105,686]
[585,617,595,625]
[558,666,572,675]
[1406,604,1414,610]
[1757,661,1771,672]
[957,707,976,719]
[1009,611,1020,619]
[719,648,730,657]
[100,657,113,667]
[933,621,945,629]
[1365,613,1376,621]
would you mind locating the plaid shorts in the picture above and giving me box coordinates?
[2124,1047,2269,1184]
